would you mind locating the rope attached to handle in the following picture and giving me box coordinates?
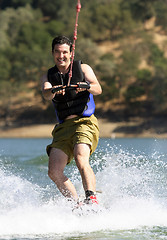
[67,0,81,86]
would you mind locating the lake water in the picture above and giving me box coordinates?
[0,137,167,240]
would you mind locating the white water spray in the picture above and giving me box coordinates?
[0,144,167,238]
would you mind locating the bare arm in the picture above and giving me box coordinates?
[41,74,65,100]
[41,74,54,100]
[81,64,102,95]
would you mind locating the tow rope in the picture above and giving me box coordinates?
[67,0,81,86]
[51,0,88,95]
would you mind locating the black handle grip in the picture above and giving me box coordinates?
[51,86,64,94]
[51,82,90,93]
[77,82,90,89]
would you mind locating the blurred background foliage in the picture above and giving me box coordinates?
[1,0,167,124]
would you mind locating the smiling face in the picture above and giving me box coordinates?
[52,43,71,73]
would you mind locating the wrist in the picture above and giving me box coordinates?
[85,81,90,90]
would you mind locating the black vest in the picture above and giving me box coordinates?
[47,60,93,122]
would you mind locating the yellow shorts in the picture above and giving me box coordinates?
[46,114,99,164]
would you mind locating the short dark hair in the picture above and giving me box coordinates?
[52,36,72,52]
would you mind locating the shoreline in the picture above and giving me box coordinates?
[0,119,167,139]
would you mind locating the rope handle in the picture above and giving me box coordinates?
[51,82,90,94]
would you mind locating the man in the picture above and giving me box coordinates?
[41,36,102,206]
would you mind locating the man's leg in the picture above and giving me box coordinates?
[74,143,96,193]
[48,148,78,201]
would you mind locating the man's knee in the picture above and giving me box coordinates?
[48,148,68,181]
[48,164,63,182]
[48,168,55,181]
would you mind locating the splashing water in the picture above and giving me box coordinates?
[0,138,167,239]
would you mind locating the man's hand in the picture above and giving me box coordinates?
[51,85,65,95]
[76,82,90,93]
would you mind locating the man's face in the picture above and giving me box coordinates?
[52,43,71,69]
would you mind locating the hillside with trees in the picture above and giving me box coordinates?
[1,0,167,134]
